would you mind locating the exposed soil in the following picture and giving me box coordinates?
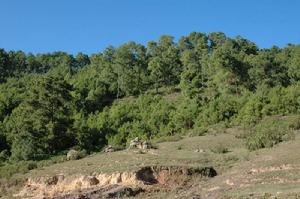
[15,166,217,199]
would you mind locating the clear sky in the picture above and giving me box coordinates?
[0,0,299,55]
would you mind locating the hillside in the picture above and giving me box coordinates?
[0,31,300,198]
[1,124,299,199]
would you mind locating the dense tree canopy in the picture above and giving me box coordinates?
[0,32,299,161]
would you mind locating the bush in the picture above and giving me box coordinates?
[246,117,295,151]
[66,149,87,160]
[287,115,300,130]
[9,135,42,161]
[169,97,199,132]
[264,85,300,115]
[236,85,300,126]
[74,111,106,152]
[0,150,9,162]
[92,94,175,147]
[0,161,37,179]
[211,143,229,154]
[235,94,265,126]
[196,94,240,128]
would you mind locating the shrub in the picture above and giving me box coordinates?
[93,94,175,147]
[177,145,183,150]
[196,94,240,128]
[169,97,199,132]
[0,150,9,162]
[288,115,300,130]
[9,135,42,161]
[236,85,300,126]
[246,117,295,151]
[74,111,106,152]
[235,94,266,126]
[211,143,229,154]
[264,85,300,115]
[0,161,37,179]
[66,149,87,160]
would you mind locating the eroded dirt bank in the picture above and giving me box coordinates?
[14,166,216,199]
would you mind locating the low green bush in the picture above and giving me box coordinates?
[246,117,295,151]
[211,143,229,154]
[66,149,87,161]
[0,161,37,179]
[287,115,300,130]
[196,94,241,128]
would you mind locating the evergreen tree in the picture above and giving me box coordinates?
[4,76,74,160]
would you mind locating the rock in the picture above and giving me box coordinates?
[103,186,135,198]
[104,145,115,153]
[194,148,205,153]
[85,176,99,186]
[134,137,140,142]
[75,195,89,199]
[67,150,87,160]
[128,137,151,150]
[45,176,59,185]
[141,141,150,149]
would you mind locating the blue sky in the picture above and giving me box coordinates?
[0,0,299,55]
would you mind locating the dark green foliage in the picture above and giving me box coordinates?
[0,150,9,162]
[169,97,199,132]
[73,111,106,151]
[235,91,267,126]
[196,94,241,128]
[246,117,295,151]
[148,36,182,90]
[75,52,90,68]
[90,94,175,147]
[0,32,300,163]
[114,42,148,96]
[0,161,37,179]
[236,84,300,126]
[0,49,10,83]
[179,32,209,102]
[3,76,74,160]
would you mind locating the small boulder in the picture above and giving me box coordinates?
[128,137,152,150]
[104,186,135,198]
[104,145,115,153]
[194,148,205,153]
[129,137,140,149]
[66,149,87,160]
[141,141,150,149]
[85,176,99,186]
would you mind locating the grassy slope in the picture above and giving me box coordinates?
[177,130,300,199]
[4,126,300,198]
[24,130,246,178]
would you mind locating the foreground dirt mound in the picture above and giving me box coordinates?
[15,166,217,199]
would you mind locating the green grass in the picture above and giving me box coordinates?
[17,131,245,179]
[2,122,300,198]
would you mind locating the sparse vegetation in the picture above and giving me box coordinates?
[246,117,295,151]
[212,143,230,154]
